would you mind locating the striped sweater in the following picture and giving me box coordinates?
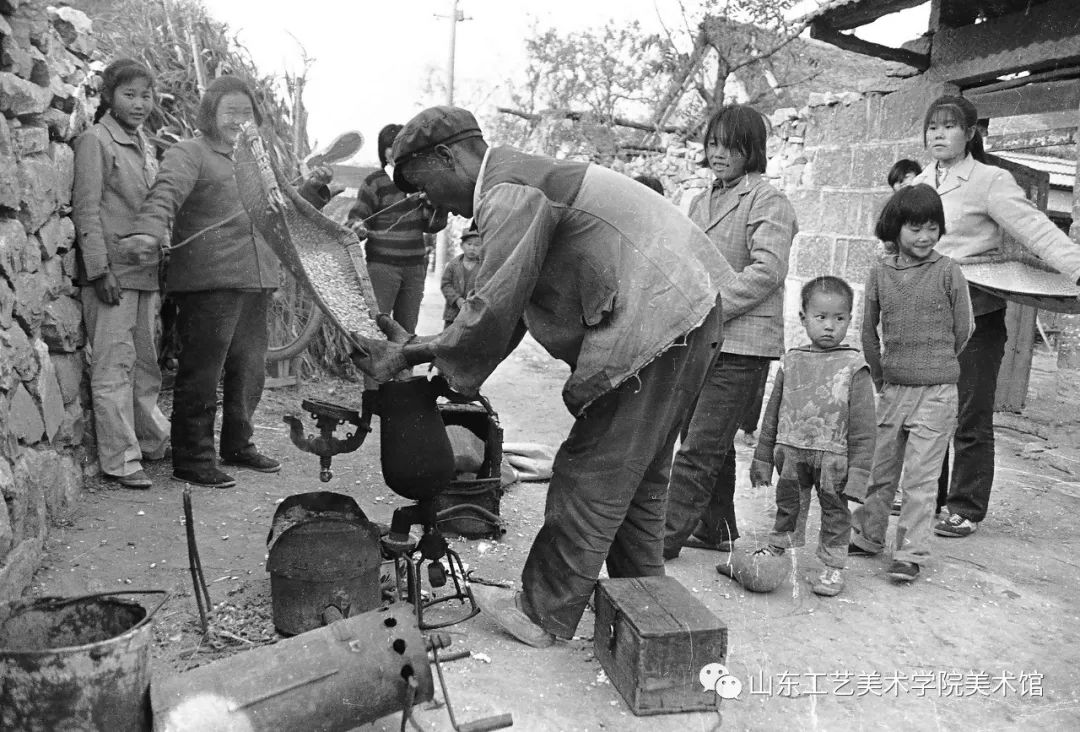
[346,168,439,266]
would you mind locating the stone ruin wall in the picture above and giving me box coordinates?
[0,0,95,602]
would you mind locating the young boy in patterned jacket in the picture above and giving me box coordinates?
[749,276,877,597]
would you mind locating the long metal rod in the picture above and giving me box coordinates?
[183,487,212,635]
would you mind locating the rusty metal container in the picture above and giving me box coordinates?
[266,491,383,635]
[0,590,166,732]
[152,604,434,732]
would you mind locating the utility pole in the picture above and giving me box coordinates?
[432,0,470,275]
[446,0,461,105]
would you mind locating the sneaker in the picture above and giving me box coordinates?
[471,586,555,648]
[847,542,877,557]
[934,512,977,538]
[114,469,152,490]
[887,560,919,582]
[173,466,237,489]
[812,568,845,596]
[221,451,281,474]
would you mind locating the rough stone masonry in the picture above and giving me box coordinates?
[0,0,96,603]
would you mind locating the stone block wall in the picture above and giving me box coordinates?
[0,1,94,603]
[783,78,954,348]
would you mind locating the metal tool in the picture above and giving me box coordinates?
[182,487,211,635]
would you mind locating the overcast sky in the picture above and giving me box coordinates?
[200,0,928,165]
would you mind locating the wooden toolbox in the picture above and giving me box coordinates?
[594,576,727,715]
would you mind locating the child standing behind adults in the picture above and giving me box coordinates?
[441,228,482,329]
[850,184,973,583]
[121,76,281,489]
[71,59,170,490]
[750,276,876,597]
[346,123,447,334]
[664,104,797,559]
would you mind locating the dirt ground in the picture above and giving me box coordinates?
[29,275,1080,731]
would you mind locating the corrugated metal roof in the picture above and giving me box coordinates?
[996,151,1077,189]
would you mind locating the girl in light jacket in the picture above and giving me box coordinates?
[72,59,169,489]
[913,95,1080,539]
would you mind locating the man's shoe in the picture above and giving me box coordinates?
[221,451,281,474]
[173,466,237,489]
[887,560,919,582]
[471,586,555,648]
[812,568,845,597]
[114,469,153,490]
[752,545,785,557]
[683,535,736,553]
[142,446,172,462]
[847,543,877,557]
[935,512,977,537]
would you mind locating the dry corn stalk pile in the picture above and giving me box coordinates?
[233,125,383,347]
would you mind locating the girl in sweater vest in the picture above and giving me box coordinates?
[850,184,973,582]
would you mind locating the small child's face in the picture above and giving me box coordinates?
[800,291,851,349]
[461,237,482,260]
[897,221,940,263]
[891,172,917,191]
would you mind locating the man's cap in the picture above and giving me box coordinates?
[391,106,483,193]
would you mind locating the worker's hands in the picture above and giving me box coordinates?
[307,164,333,187]
[92,270,122,305]
[115,233,161,266]
[349,335,408,383]
[347,219,369,240]
[749,459,773,489]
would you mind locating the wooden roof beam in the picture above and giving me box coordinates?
[815,0,929,32]
[810,19,930,70]
[968,78,1080,119]
[932,0,1080,86]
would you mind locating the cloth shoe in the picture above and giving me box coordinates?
[114,469,152,490]
[812,568,845,597]
[887,560,919,582]
[847,542,878,557]
[934,512,977,537]
[221,451,281,474]
[173,466,237,489]
[142,446,172,462]
[683,534,736,553]
[471,585,555,648]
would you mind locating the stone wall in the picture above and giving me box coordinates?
[0,0,94,603]
[785,78,953,347]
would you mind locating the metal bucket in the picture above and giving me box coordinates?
[266,491,383,635]
[0,590,167,732]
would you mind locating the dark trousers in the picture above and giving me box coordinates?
[663,353,772,554]
[938,308,1007,523]
[740,366,771,433]
[521,304,722,639]
[170,290,270,471]
[368,261,427,333]
[769,446,851,569]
